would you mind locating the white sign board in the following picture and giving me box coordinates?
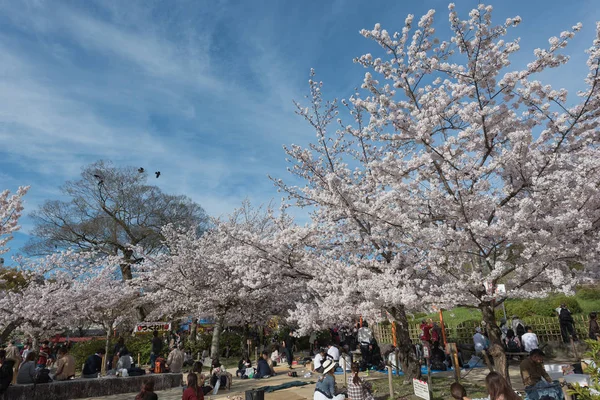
[484,282,506,297]
[134,322,171,333]
[413,378,431,400]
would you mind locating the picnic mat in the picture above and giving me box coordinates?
[256,380,311,393]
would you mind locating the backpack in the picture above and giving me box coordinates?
[559,308,573,323]
[516,323,525,337]
[506,338,520,353]
[34,368,52,384]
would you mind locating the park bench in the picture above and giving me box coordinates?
[5,372,183,400]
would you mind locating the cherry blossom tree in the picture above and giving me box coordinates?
[0,186,29,256]
[276,3,600,383]
[138,201,304,358]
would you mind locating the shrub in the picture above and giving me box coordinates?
[503,295,581,318]
[577,286,600,301]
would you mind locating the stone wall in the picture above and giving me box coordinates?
[6,372,182,400]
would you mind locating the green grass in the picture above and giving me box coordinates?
[409,287,600,327]
[370,376,487,400]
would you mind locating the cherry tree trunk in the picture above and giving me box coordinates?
[210,313,225,359]
[389,305,421,383]
[480,303,510,386]
[190,320,198,343]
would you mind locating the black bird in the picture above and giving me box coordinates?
[138,167,145,173]
[155,171,161,178]
[93,174,104,185]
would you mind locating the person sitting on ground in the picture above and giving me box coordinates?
[485,371,520,400]
[236,357,252,378]
[312,348,327,373]
[54,347,75,381]
[154,352,168,373]
[504,329,522,353]
[16,352,37,384]
[521,327,539,353]
[339,347,352,372]
[327,343,340,362]
[520,349,553,389]
[314,359,345,400]
[429,341,447,371]
[116,348,132,371]
[266,351,276,376]
[347,362,373,400]
[111,337,127,370]
[167,343,185,374]
[255,351,272,379]
[135,378,158,400]
[191,361,213,395]
[183,372,203,400]
[473,327,488,355]
[210,360,232,390]
[82,348,106,378]
[450,382,470,400]
[270,346,280,365]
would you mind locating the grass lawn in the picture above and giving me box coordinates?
[370,376,487,400]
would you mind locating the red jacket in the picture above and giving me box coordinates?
[182,387,203,400]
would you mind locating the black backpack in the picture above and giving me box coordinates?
[559,308,573,323]
[34,368,52,384]
[506,338,520,352]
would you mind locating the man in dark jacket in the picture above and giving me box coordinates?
[82,348,106,378]
[558,304,576,343]
[150,330,163,372]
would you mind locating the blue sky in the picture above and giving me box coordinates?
[0,0,599,263]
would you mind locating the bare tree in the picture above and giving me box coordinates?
[25,160,208,280]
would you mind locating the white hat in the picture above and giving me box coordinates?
[322,359,337,374]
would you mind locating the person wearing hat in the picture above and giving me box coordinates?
[314,359,345,400]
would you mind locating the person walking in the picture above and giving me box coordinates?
[135,379,158,400]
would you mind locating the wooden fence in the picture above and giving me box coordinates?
[373,315,590,345]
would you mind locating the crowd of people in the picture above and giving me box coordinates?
[0,309,598,400]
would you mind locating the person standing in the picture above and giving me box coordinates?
[4,340,21,384]
[589,312,600,340]
[357,322,373,368]
[150,330,162,373]
[419,319,433,344]
[282,330,295,370]
[558,304,576,343]
[38,340,51,368]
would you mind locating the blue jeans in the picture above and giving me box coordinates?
[525,380,564,400]
[150,354,157,371]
